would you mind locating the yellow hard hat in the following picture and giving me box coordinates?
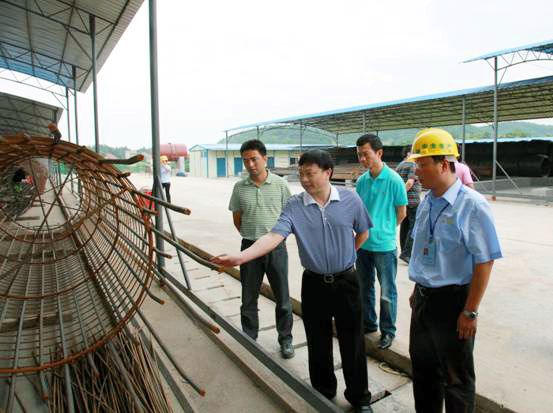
[160,155,168,161]
[408,128,459,161]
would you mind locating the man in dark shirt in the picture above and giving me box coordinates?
[395,146,420,264]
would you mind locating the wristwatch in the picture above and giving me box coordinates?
[462,310,478,320]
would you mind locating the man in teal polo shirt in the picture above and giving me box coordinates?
[228,139,294,359]
[356,134,407,349]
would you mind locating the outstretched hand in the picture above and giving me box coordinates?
[211,254,242,268]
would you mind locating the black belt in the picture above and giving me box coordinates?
[415,283,469,297]
[304,266,354,284]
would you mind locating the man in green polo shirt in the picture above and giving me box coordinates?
[356,134,407,350]
[229,139,295,359]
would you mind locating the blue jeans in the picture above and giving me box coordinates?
[356,249,398,337]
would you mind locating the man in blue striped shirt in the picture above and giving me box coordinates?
[213,150,374,413]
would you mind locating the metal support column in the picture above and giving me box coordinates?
[461,96,466,162]
[65,87,74,192]
[299,121,303,152]
[225,130,229,177]
[65,88,72,143]
[256,126,260,139]
[336,133,339,147]
[492,57,499,198]
[149,0,165,269]
[72,66,80,146]
[73,65,81,195]
[89,15,100,153]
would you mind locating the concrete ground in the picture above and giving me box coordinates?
[167,257,413,412]
[130,173,553,413]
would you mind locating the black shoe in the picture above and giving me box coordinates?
[280,342,295,359]
[354,404,374,413]
[378,333,394,349]
[399,255,410,264]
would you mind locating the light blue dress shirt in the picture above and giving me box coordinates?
[271,186,372,274]
[408,179,503,288]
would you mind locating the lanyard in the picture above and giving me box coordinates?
[428,202,450,240]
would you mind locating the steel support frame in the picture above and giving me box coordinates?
[0,0,123,92]
[461,96,466,162]
[90,15,100,153]
[72,66,80,145]
[299,121,303,151]
[0,69,68,98]
[225,130,229,177]
[148,0,165,272]
[492,57,499,197]
[65,86,75,192]
[488,49,553,72]
[479,49,553,198]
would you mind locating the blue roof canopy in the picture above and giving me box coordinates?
[228,75,553,135]
[0,91,63,136]
[0,0,144,91]
[464,39,553,63]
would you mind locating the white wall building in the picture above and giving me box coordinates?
[189,144,331,178]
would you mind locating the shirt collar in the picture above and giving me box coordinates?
[369,163,389,181]
[245,169,273,186]
[303,185,341,207]
[430,178,463,206]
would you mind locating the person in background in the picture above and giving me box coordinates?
[396,146,421,264]
[355,134,407,350]
[47,123,62,144]
[454,147,475,189]
[407,128,502,412]
[228,139,294,359]
[214,150,374,413]
[160,155,172,203]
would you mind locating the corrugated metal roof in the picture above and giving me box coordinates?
[0,91,62,136]
[464,39,553,63]
[228,75,553,135]
[463,136,553,144]
[190,143,333,152]
[339,136,553,149]
[0,0,144,91]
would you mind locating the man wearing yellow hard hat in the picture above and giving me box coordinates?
[160,155,172,203]
[407,128,502,412]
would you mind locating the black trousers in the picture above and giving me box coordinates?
[409,284,475,413]
[239,239,293,344]
[162,182,171,203]
[399,205,418,259]
[301,268,371,407]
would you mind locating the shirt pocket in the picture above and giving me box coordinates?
[436,220,462,252]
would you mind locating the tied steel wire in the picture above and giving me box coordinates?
[0,135,155,378]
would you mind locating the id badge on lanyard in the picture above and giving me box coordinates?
[422,237,436,265]
[423,203,449,266]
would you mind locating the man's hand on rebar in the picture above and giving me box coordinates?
[211,254,242,268]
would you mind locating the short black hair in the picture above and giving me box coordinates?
[402,145,411,158]
[240,139,267,156]
[298,150,334,178]
[356,134,383,152]
[431,155,456,173]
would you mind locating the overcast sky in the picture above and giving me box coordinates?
[3,0,553,149]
